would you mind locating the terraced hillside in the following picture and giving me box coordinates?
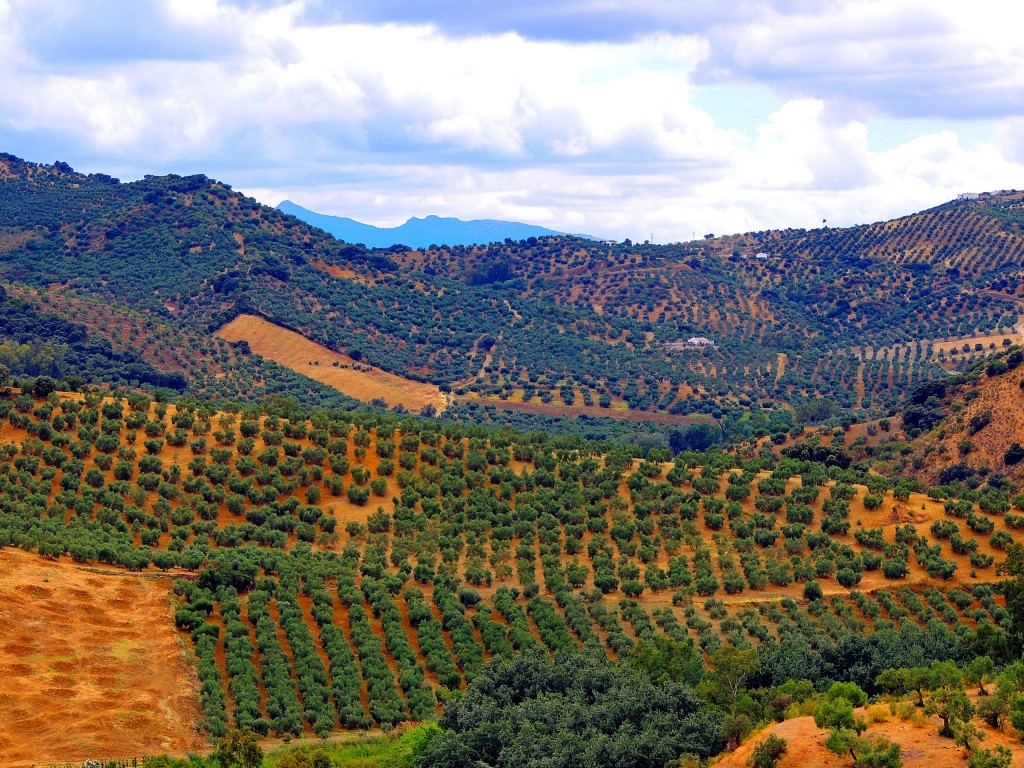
[1,153,1022,431]
[0,386,1019,743]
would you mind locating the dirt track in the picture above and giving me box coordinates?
[0,549,205,766]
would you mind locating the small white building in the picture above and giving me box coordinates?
[957,192,980,201]
[665,338,714,352]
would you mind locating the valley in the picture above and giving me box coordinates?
[1,154,1022,439]
[2,153,1024,768]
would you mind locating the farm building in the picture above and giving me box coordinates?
[665,337,714,351]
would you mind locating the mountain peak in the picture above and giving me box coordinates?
[278,202,567,248]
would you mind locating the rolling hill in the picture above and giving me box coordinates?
[3,153,1024,768]
[1,152,1022,443]
[2,155,1024,480]
[0,382,1021,757]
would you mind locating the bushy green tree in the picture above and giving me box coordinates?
[628,635,704,687]
[704,644,760,705]
[924,686,974,738]
[1000,543,1024,653]
[213,729,262,768]
[32,375,58,398]
[418,648,724,768]
[748,734,787,768]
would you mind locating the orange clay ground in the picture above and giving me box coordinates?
[216,314,447,414]
[718,703,1024,768]
[0,548,204,767]
[451,392,702,425]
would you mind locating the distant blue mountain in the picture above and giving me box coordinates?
[277,200,570,248]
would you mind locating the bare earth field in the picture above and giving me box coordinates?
[216,314,447,414]
[929,332,1024,356]
[717,706,1024,768]
[0,548,204,767]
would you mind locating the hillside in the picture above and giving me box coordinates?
[881,347,1024,488]
[215,314,448,415]
[720,706,1024,768]
[387,196,1024,416]
[0,383,1021,757]
[1,153,1022,435]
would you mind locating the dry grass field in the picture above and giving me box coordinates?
[216,314,447,414]
[0,548,204,767]
[719,704,1024,768]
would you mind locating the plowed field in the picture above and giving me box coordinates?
[0,549,204,766]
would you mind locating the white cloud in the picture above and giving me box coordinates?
[994,119,1024,165]
[0,0,1023,242]
[733,99,878,191]
[699,1,1024,120]
[0,6,718,165]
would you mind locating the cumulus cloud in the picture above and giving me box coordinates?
[0,3,721,166]
[733,99,878,190]
[0,0,1022,241]
[698,1,1024,120]
[295,0,802,43]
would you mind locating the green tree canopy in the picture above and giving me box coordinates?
[419,648,725,768]
[213,729,263,768]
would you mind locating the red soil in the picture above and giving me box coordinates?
[0,548,205,766]
[718,708,1024,768]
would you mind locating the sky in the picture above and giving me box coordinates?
[1,0,1023,242]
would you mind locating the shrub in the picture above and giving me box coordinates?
[837,567,861,588]
[347,485,370,506]
[803,581,823,601]
[862,493,884,510]
[968,411,992,435]
[748,734,787,768]
[1004,443,1024,466]
[968,746,1013,768]
[622,579,645,598]
[882,558,909,579]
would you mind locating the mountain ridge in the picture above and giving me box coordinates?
[277,199,573,248]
